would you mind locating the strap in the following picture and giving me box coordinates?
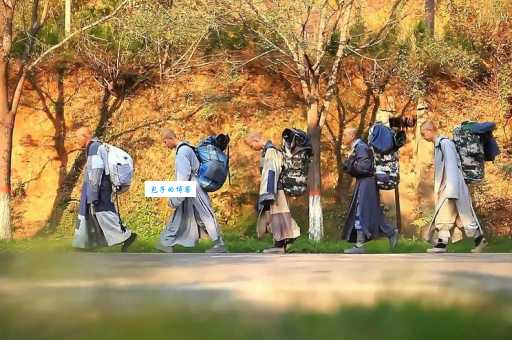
[176,142,195,154]
[115,191,126,232]
[176,142,199,180]
[227,144,231,185]
[437,137,448,162]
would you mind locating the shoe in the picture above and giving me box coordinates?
[156,244,174,253]
[344,245,367,254]
[121,233,137,252]
[427,244,447,253]
[388,229,399,249]
[262,247,285,254]
[471,237,488,253]
[205,244,228,253]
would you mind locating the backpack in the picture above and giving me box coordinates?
[178,134,230,192]
[452,125,485,183]
[374,151,400,190]
[368,124,401,190]
[281,128,312,197]
[104,144,134,193]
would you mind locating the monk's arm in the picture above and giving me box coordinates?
[352,145,374,177]
[88,144,106,204]
[168,149,192,208]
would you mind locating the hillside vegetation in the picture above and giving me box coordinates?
[4,0,512,243]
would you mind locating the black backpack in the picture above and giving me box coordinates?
[281,128,312,197]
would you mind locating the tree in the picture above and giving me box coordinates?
[425,0,435,35]
[65,0,71,36]
[240,0,405,240]
[35,0,216,233]
[0,0,130,240]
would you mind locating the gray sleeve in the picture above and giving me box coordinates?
[169,147,194,208]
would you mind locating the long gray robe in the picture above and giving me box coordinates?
[73,138,132,249]
[256,143,300,242]
[426,136,481,242]
[342,139,395,242]
[159,142,220,247]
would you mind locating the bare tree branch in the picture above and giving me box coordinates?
[28,0,130,69]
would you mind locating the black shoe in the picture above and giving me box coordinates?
[121,233,137,252]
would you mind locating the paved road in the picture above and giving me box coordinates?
[1,253,512,311]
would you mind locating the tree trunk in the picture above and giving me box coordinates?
[425,0,436,36]
[0,125,13,240]
[65,0,72,37]
[307,105,323,241]
[334,140,344,204]
[0,60,13,240]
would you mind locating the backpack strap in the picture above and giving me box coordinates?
[176,142,198,180]
[436,137,448,162]
[227,143,231,185]
[176,142,196,154]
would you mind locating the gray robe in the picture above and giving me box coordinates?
[426,136,481,242]
[159,142,220,247]
[256,143,300,242]
[73,138,132,249]
[342,139,395,242]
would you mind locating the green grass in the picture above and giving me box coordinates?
[1,299,511,340]
[1,233,511,253]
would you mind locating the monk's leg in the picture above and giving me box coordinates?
[428,199,457,253]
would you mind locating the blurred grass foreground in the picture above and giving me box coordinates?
[1,252,512,340]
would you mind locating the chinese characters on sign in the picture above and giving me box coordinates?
[144,181,197,198]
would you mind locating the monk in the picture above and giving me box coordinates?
[341,128,398,254]
[157,128,226,253]
[420,121,487,253]
[72,127,137,251]
[245,131,300,254]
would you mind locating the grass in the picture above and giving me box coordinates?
[1,299,511,340]
[1,233,511,253]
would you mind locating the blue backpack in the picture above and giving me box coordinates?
[178,135,230,192]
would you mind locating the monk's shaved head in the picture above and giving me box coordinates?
[245,131,264,143]
[76,126,91,137]
[75,126,92,148]
[420,120,437,133]
[420,120,437,143]
[161,128,176,140]
[345,128,358,137]
[245,131,267,151]
[161,127,179,149]
[343,127,359,146]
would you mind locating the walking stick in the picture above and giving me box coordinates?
[395,184,402,232]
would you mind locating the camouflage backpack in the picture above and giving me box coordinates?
[373,151,400,190]
[452,125,485,183]
[281,128,312,197]
[368,124,401,190]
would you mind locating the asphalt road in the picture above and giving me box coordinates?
[1,253,512,311]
